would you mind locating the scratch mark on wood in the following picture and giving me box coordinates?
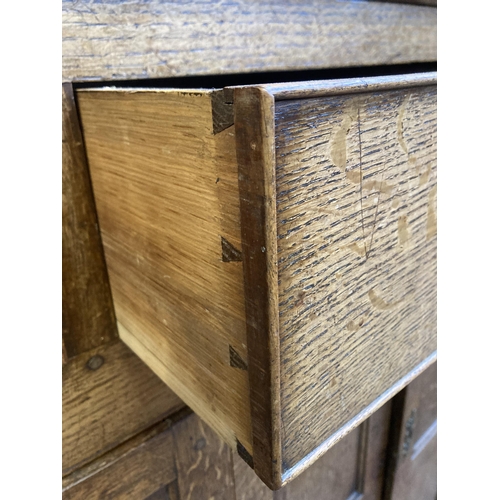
[357,106,368,259]
[397,94,411,154]
[330,114,352,173]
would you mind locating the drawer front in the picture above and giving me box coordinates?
[274,85,437,470]
[78,72,437,490]
[232,73,436,486]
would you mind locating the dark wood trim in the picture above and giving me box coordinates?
[234,86,282,489]
[62,83,118,359]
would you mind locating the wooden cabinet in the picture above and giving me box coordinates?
[62,0,437,497]
[76,72,436,488]
[63,365,437,500]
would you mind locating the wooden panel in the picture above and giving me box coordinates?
[63,427,177,500]
[383,362,437,500]
[62,0,436,82]
[173,415,236,500]
[62,339,184,475]
[273,83,437,473]
[62,82,117,358]
[77,89,253,454]
[234,455,273,500]
[274,401,391,500]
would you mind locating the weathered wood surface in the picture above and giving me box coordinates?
[76,74,437,489]
[62,83,117,358]
[173,414,236,500]
[234,87,281,488]
[62,373,433,499]
[62,0,436,82]
[274,83,437,474]
[227,73,437,103]
[62,339,184,475]
[63,425,177,500]
[383,362,437,500]
[77,88,253,454]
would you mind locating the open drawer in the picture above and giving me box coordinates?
[77,72,437,489]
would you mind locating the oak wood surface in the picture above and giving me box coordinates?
[62,83,117,358]
[227,73,437,103]
[383,362,437,500]
[173,413,236,500]
[63,426,177,500]
[77,88,253,454]
[62,339,184,476]
[77,73,437,489]
[62,0,436,83]
[273,83,437,473]
[234,86,281,488]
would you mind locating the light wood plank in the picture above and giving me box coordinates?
[77,89,253,454]
[62,339,184,475]
[63,0,436,82]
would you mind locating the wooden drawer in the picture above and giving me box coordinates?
[77,72,437,489]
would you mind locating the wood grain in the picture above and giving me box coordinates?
[62,339,184,475]
[383,362,437,500]
[62,83,117,358]
[233,454,273,500]
[62,0,436,82]
[226,73,437,103]
[234,87,281,489]
[274,83,437,474]
[63,426,177,500]
[77,74,437,489]
[173,414,236,500]
[77,88,253,454]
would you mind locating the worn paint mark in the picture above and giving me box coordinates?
[295,290,306,307]
[330,114,353,172]
[397,94,411,154]
[368,289,401,310]
[215,465,221,480]
[221,236,242,262]
[346,168,362,184]
[346,317,365,332]
[392,197,400,209]
[229,345,248,370]
[419,164,432,186]
[346,242,366,257]
[363,178,394,196]
[427,185,437,240]
[398,215,411,250]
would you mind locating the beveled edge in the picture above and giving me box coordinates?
[224,71,437,103]
[280,352,437,487]
[234,86,282,489]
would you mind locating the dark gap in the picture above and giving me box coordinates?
[73,62,436,90]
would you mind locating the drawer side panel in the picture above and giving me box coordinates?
[77,89,253,454]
